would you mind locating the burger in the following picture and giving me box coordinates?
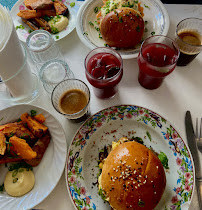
[96,0,145,48]
[98,137,166,210]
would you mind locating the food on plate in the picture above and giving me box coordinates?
[98,137,166,210]
[96,0,145,48]
[9,136,37,160]
[4,168,35,197]
[0,110,51,197]
[17,0,69,34]
[48,15,69,33]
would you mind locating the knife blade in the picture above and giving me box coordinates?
[185,111,202,208]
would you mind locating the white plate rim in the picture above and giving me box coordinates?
[0,104,67,210]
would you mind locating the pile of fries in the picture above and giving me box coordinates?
[17,0,69,33]
[0,111,50,167]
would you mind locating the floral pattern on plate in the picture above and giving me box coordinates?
[66,105,194,210]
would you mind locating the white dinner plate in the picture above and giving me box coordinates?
[76,0,170,59]
[0,104,67,210]
[66,105,194,210]
[11,0,80,42]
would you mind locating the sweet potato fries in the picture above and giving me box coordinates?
[17,0,69,33]
[0,111,50,167]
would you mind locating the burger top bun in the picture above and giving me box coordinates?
[100,7,144,48]
[101,141,166,210]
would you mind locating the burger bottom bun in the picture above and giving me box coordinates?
[101,141,166,210]
[100,8,144,48]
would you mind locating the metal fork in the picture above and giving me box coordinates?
[196,118,202,153]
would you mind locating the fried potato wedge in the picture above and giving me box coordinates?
[21,113,48,138]
[25,133,51,167]
[17,9,40,19]
[54,0,67,15]
[24,0,54,10]
[0,132,6,155]
[10,136,37,160]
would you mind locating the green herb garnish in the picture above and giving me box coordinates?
[83,32,88,35]
[95,27,100,32]
[89,21,94,26]
[104,43,109,47]
[30,110,37,117]
[8,162,33,172]
[99,33,102,39]
[131,136,144,144]
[13,178,18,183]
[16,25,24,30]
[146,131,152,141]
[70,2,75,7]
[144,4,150,8]
[51,26,59,34]
[138,200,145,207]
[98,188,106,201]
[94,7,99,13]
[55,35,59,39]
[136,25,140,32]
[0,184,4,192]
[158,152,169,169]
[119,16,123,23]
[43,15,54,22]
[144,20,148,25]
[151,31,155,36]
[12,170,18,177]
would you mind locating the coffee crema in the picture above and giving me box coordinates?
[59,89,88,114]
[176,30,201,66]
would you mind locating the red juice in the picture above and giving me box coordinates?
[86,52,123,99]
[138,43,178,89]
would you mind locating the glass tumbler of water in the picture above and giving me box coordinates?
[26,30,63,70]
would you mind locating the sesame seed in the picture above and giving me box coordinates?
[154,191,156,194]
[156,166,159,169]
[151,180,153,183]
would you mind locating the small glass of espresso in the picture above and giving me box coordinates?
[51,79,90,123]
[85,47,123,99]
[175,18,202,66]
[137,35,180,90]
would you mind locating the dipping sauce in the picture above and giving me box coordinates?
[4,168,35,197]
[59,89,88,114]
[138,43,178,89]
[85,52,123,99]
[176,30,201,66]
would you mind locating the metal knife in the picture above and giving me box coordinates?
[185,111,202,209]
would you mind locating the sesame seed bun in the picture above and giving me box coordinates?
[100,8,144,48]
[100,141,166,210]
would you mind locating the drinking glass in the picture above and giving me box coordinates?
[26,30,63,70]
[85,47,123,99]
[137,35,180,90]
[175,18,202,66]
[39,59,74,94]
[51,79,90,123]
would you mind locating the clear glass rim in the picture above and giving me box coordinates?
[26,29,53,52]
[85,47,123,82]
[140,35,180,68]
[176,17,202,47]
[51,79,91,117]
[39,59,69,85]
[0,44,27,83]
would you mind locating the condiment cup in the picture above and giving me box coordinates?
[51,79,90,123]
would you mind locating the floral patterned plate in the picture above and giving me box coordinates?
[66,105,194,210]
[11,0,80,42]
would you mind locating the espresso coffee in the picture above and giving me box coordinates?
[59,89,88,116]
[176,30,201,66]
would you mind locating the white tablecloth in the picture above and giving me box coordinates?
[1,3,202,210]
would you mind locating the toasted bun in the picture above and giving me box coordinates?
[101,141,166,210]
[100,8,144,48]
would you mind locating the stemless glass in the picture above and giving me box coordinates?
[85,47,123,99]
[137,35,180,90]
[51,79,90,123]
[175,18,202,66]
[26,30,63,70]
[39,59,74,94]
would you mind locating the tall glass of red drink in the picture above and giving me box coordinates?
[137,35,180,90]
[85,47,123,99]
